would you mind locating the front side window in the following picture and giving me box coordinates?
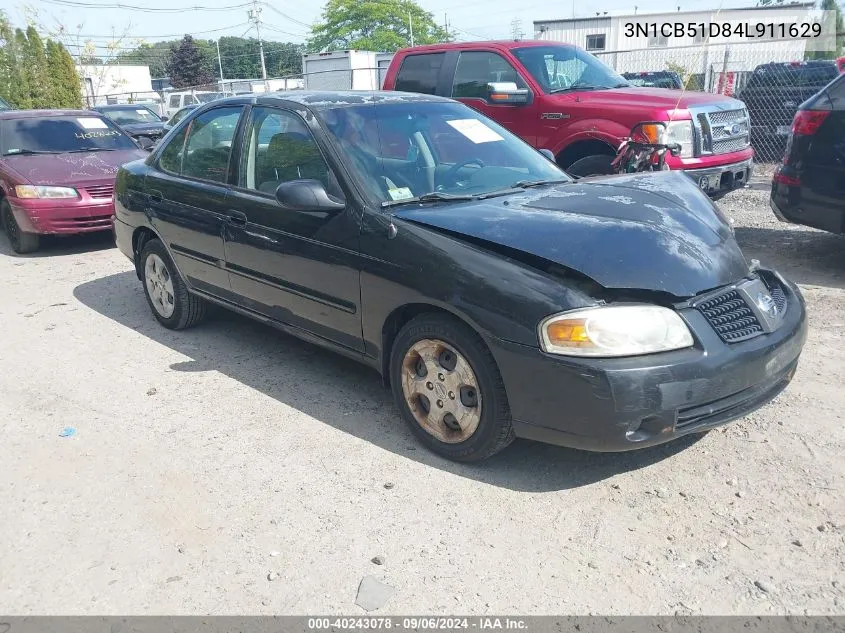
[320,100,566,204]
[512,45,627,93]
[585,34,606,51]
[452,51,526,99]
[394,53,445,95]
[162,106,242,182]
[169,108,189,126]
[240,106,339,199]
[0,115,138,155]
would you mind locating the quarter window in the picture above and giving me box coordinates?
[160,106,242,182]
[240,106,341,200]
[394,53,444,95]
[585,34,606,51]
[452,51,525,99]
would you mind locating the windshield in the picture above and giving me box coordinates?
[101,107,160,125]
[0,116,138,155]
[512,45,628,93]
[320,101,567,205]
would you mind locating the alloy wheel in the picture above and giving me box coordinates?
[400,338,482,443]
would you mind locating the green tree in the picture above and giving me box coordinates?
[308,0,451,52]
[25,26,51,108]
[13,29,32,108]
[58,42,83,107]
[164,35,214,88]
[806,0,844,59]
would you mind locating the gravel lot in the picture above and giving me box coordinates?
[0,184,843,615]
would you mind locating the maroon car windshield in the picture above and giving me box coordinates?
[0,116,138,156]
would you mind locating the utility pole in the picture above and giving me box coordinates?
[216,39,225,93]
[248,0,268,92]
[510,17,524,40]
[408,10,414,47]
[444,12,449,39]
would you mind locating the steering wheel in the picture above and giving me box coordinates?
[442,158,485,186]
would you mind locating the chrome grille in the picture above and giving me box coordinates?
[770,286,787,314]
[84,184,114,199]
[713,136,751,154]
[697,289,764,343]
[691,106,751,156]
[708,108,747,127]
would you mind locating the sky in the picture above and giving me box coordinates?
[9,0,745,59]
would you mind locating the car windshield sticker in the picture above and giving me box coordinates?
[77,118,109,129]
[136,109,149,115]
[446,119,504,144]
[387,187,414,201]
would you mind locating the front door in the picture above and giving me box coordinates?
[145,104,244,298]
[450,50,539,146]
[223,105,364,352]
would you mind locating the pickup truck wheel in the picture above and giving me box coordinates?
[139,238,207,329]
[2,199,40,254]
[390,314,515,462]
[566,154,615,178]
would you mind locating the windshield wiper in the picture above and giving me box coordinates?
[510,178,572,189]
[382,191,476,208]
[550,84,609,93]
[65,147,119,153]
[2,149,59,156]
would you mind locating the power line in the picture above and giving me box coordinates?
[50,22,251,39]
[260,3,313,28]
[39,0,254,12]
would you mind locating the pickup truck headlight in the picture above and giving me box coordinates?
[14,185,79,199]
[664,120,694,158]
[539,305,694,357]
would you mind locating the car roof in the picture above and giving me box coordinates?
[202,90,453,110]
[394,40,568,54]
[0,109,103,120]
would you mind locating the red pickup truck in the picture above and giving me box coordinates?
[382,40,753,197]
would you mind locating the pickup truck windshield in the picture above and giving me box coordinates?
[0,116,138,155]
[320,101,567,205]
[512,45,629,93]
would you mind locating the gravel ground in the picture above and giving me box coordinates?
[0,185,843,615]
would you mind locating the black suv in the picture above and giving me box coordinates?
[737,61,840,161]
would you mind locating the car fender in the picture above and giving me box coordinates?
[550,119,629,157]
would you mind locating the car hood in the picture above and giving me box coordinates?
[119,122,165,135]
[2,149,147,187]
[550,86,743,110]
[394,171,749,299]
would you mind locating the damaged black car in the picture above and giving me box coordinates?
[113,91,807,462]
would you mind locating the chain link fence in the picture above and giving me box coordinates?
[594,40,841,163]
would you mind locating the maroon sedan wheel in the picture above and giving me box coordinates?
[1,200,39,254]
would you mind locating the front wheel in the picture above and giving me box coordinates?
[2,199,40,254]
[566,154,615,178]
[389,314,514,462]
[139,238,207,329]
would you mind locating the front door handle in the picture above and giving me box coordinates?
[148,189,163,204]
[225,210,247,226]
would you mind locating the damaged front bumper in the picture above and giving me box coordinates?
[486,269,807,452]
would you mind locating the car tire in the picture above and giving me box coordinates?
[139,238,207,330]
[2,199,40,254]
[566,154,615,178]
[389,313,515,462]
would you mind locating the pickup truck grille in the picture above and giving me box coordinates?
[693,106,751,156]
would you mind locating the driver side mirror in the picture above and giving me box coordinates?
[486,82,531,105]
[538,148,555,162]
[275,179,345,213]
[160,115,169,122]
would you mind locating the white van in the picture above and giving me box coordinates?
[164,91,221,118]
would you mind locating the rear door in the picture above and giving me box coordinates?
[223,105,364,352]
[145,105,244,298]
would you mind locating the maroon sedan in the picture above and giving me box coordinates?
[0,109,146,253]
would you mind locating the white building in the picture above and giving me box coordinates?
[77,64,158,108]
[534,3,819,92]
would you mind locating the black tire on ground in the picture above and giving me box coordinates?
[566,154,616,178]
[389,313,515,462]
[1,198,40,254]
[139,238,207,330]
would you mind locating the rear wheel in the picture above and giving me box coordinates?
[139,238,207,329]
[566,154,615,178]
[1,199,40,254]
[389,314,514,462]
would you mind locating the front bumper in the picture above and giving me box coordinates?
[10,197,114,235]
[683,158,753,197]
[488,271,807,452]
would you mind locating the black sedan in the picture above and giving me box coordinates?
[93,104,167,148]
[113,91,807,462]
[771,71,845,235]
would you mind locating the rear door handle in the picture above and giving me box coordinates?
[225,210,247,226]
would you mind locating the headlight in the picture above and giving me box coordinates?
[539,305,694,357]
[664,120,694,158]
[14,185,78,199]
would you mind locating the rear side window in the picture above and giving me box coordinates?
[824,73,845,108]
[394,53,444,95]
